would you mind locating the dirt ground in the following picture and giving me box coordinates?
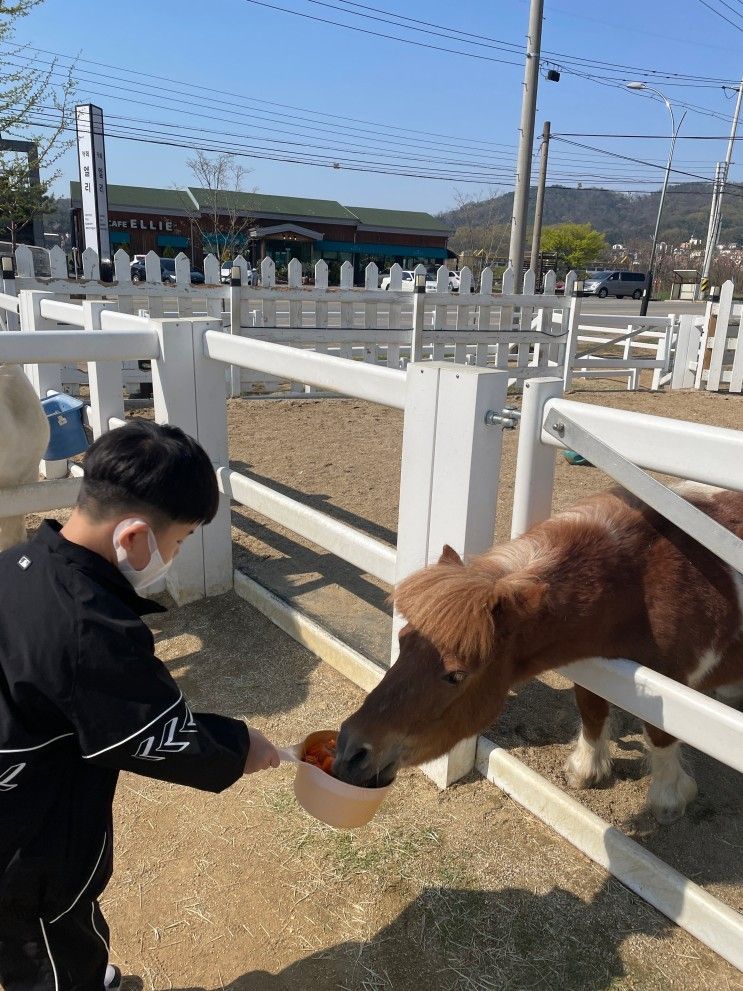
[28,381,743,990]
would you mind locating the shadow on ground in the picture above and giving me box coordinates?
[160,878,680,991]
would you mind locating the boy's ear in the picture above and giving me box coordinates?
[438,544,463,566]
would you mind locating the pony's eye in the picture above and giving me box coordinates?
[443,670,468,685]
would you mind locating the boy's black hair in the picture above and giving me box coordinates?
[78,420,218,527]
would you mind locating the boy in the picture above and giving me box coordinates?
[0,419,280,991]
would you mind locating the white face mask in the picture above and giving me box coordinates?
[113,518,173,592]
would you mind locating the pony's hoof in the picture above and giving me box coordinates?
[648,771,697,824]
[564,752,612,790]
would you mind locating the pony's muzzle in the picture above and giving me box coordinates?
[334,726,399,788]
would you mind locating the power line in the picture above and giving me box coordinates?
[240,0,525,66]
[0,43,519,154]
[695,0,743,29]
[7,51,716,180]
[554,132,743,140]
[241,0,740,88]
[714,0,743,20]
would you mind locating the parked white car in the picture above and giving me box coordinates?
[425,270,464,292]
[221,261,255,285]
[380,269,416,291]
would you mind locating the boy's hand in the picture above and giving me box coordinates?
[244,728,281,774]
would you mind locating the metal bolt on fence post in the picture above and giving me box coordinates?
[485,408,521,429]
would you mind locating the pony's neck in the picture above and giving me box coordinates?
[503,534,639,684]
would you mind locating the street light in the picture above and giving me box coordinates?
[626,82,686,315]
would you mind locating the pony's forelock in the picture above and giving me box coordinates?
[394,562,499,663]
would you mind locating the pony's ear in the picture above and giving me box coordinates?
[438,544,463,566]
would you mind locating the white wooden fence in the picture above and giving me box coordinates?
[1,245,682,396]
[1,290,742,970]
[672,281,743,393]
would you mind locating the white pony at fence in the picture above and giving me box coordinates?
[0,365,49,551]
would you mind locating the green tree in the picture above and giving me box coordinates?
[539,223,608,271]
[1,1,76,251]
[0,154,55,250]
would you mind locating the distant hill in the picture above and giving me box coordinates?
[439,183,743,253]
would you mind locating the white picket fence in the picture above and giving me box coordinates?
[0,244,683,396]
[672,281,743,393]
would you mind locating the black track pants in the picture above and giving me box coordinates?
[0,898,109,991]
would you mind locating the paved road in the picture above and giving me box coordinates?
[579,297,706,317]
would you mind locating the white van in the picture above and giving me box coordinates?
[583,270,649,299]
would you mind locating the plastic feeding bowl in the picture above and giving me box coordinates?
[280,730,393,830]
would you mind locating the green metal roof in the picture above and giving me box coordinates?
[188,188,357,221]
[346,205,449,232]
[70,182,195,211]
[69,182,449,234]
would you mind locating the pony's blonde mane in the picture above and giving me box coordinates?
[394,534,551,662]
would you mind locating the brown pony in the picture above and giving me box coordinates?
[334,484,743,823]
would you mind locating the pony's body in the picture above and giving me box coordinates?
[335,484,743,823]
[0,365,49,550]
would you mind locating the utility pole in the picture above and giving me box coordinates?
[701,76,743,295]
[508,0,544,291]
[529,120,551,284]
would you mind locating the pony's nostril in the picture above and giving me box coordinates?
[346,744,371,769]
[335,728,371,770]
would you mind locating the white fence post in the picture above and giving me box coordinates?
[1,256,20,332]
[82,248,100,281]
[49,245,68,279]
[671,314,701,390]
[411,277,425,363]
[14,245,35,278]
[203,253,220,286]
[340,261,354,333]
[562,285,584,391]
[150,317,208,603]
[706,280,734,392]
[388,262,402,332]
[228,265,242,398]
[84,300,125,439]
[190,318,233,596]
[511,377,564,538]
[18,289,66,479]
[394,362,509,788]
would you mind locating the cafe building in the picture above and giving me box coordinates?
[70,182,453,281]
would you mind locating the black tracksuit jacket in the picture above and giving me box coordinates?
[0,520,250,916]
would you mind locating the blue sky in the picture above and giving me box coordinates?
[7,0,743,214]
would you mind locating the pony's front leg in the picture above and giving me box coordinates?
[643,723,697,824]
[565,685,613,789]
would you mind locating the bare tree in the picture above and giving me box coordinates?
[0,1,76,251]
[176,151,256,263]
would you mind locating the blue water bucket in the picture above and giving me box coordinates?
[41,392,89,460]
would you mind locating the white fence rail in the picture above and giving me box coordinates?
[672,281,743,393]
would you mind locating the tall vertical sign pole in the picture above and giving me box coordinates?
[75,104,111,280]
[508,0,544,290]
